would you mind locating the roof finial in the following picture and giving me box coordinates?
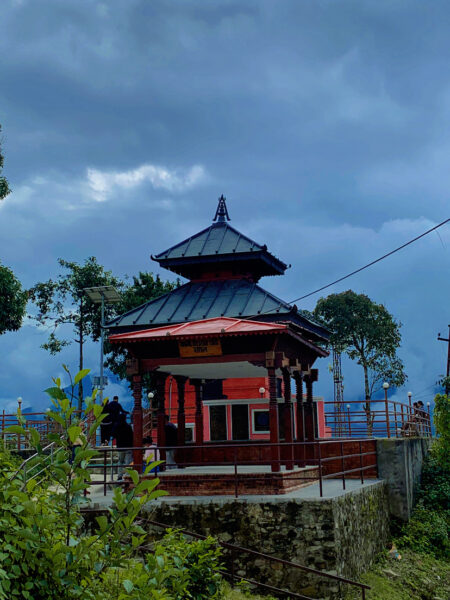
[213,194,230,222]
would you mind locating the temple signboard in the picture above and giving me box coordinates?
[178,337,222,358]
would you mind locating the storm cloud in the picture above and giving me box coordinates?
[0,0,449,409]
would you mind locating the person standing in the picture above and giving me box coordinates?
[100,398,113,445]
[164,415,178,469]
[114,413,133,480]
[109,395,129,439]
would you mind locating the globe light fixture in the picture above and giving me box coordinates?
[258,387,265,397]
[382,382,389,389]
[407,391,412,398]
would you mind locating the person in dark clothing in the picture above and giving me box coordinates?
[164,415,178,469]
[114,413,133,479]
[108,396,129,440]
[100,399,113,445]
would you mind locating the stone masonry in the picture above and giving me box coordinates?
[143,481,390,599]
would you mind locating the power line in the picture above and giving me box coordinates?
[288,217,449,304]
[249,216,449,319]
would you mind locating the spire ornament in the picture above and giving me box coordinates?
[213,194,230,222]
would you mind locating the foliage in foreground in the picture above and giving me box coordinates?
[0,368,229,599]
[104,530,224,599]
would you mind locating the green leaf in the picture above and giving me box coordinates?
[5,425,26,435]
[127,469,139,486]
[122,580,134,593]
[44,386,66,400]
[67,425,82,444]
[74,369,90,385]
[29,428,40,447]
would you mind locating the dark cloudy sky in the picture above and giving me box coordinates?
[0,0,449,413]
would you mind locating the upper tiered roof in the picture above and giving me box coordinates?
[152,195,288,281]
[107,196,329,343]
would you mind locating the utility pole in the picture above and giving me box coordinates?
[437,324,450,395]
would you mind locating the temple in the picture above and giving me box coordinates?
[108,196,330,481]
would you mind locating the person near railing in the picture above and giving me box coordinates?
[143,435,159,474]
[114,413,133,481]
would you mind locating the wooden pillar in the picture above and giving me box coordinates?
[132,375,143,469]
[175,376,188,447]
[268,366,280,473]
[303,371,316,464]
[304,373,315,441]
[293,371,305,466]
[282,367,294,470]
[155,373,169,466]
[192,379,204,447]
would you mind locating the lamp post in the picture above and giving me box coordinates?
[148,391,155,439]
[426,402,431,436]
[84,286,121,405]
[407,391,412,420]
[346,404,351,437]
[383,382,390,438]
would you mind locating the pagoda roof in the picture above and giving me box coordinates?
[152,196,288,280]
[107,278,329,342]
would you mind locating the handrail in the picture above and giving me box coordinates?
[88,439,378,499]
[140,518,371,599]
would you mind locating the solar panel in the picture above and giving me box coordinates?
[84,285,121,304]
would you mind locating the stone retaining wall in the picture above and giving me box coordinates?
[143,481,389,599]
[376,437,431,520]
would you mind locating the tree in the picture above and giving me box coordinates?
[0,262,27,335]
[105,272,178,389]
[314,290,407,430]
[0,124,11,201]
[29,257,122,411]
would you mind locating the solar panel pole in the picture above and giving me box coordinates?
[99,292,105,405]
[83,286,121,405]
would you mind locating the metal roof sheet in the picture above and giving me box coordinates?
[153,221,287,275]
[107,279,292,328]
[106,279,329,341]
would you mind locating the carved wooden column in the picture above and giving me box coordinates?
[268,366,280,472]
[293,371,305,466]
[175,376,188,447]
[191,379,204,447]
[155,372,169,466]
[282,367,294,470]
[304,369,318,462]
[132,374,143,469]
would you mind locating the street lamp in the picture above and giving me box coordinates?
[84,285,121,404]
[346,404,351,437]
[383,382,390,438]
[259,387,266,398]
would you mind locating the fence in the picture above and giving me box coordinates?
[88,439,378,498]
[324,398,432,439]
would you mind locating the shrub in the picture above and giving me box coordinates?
[0,368,165,600]
[106,530,224,599]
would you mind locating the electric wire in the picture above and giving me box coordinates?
[249,217,450,319]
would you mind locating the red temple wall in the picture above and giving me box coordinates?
[160,376,328,442]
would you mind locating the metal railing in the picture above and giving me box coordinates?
[324,398,432,439]
[104,517,370,599]
[87,439,378,499]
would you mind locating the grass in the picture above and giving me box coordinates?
[344,549,450,600]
